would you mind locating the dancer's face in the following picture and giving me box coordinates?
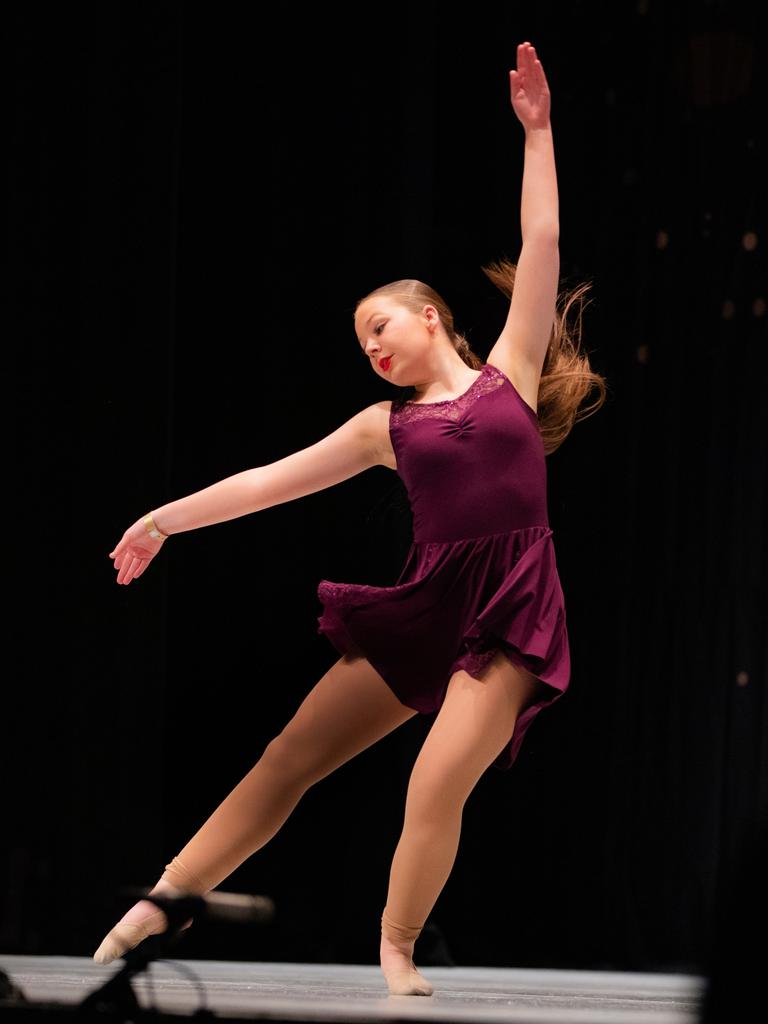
[354,298,438,382]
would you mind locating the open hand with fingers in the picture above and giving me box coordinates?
[509,41,551,130]
[109,515,167,584]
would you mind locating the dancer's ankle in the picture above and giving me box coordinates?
[380,907,423,946]
[159,855,209,894]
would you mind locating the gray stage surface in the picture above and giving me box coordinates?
[0,956,706,1023]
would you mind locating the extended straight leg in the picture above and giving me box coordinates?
[93,654,416,963]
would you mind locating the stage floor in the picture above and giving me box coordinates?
[0,956,706,1023]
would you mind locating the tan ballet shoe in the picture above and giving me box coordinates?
[94,857,204,965]
[92,909,169,965]
[382,966,435,997]
[380,908,434,996]
[93,883,196,966]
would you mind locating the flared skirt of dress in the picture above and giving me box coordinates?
[316,524,570,770]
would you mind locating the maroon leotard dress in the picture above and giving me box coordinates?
[316,361,570,771]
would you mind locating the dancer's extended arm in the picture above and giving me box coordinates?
[108,402,385,584]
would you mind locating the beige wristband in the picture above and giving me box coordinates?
[143,513,169,540]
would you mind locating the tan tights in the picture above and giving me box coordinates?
[122,652,542,993]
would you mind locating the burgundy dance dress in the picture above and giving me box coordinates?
[316,361,570,771]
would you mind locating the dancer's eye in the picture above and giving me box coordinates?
[360,322,386,354]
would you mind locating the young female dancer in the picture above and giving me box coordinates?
[93,42,606,995]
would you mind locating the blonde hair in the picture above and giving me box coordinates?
[356,256,608,455]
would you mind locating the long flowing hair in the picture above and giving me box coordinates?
[356,256,608,455]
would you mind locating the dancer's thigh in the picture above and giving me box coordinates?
[406,651,545,810]
[266,654,418,784]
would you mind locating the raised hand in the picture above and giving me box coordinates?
[109,516,166,584]
[509,41,551,131]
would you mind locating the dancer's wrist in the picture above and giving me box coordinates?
[143,511,170,539]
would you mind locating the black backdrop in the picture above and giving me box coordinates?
[8,0,767,974]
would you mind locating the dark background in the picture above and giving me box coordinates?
[7,0,767,977]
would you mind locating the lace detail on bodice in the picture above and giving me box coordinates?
[390,364,504,423]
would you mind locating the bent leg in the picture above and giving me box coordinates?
[161,654,417,894]
[379,651,543,994]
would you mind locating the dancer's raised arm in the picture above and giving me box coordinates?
[108,402,384,584]
[487,41,560,389]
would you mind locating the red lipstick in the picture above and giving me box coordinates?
[379,355,393,370]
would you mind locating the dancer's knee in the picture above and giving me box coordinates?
[259,731,322,787]
[261,723,359,788]
[403,757,473,827]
